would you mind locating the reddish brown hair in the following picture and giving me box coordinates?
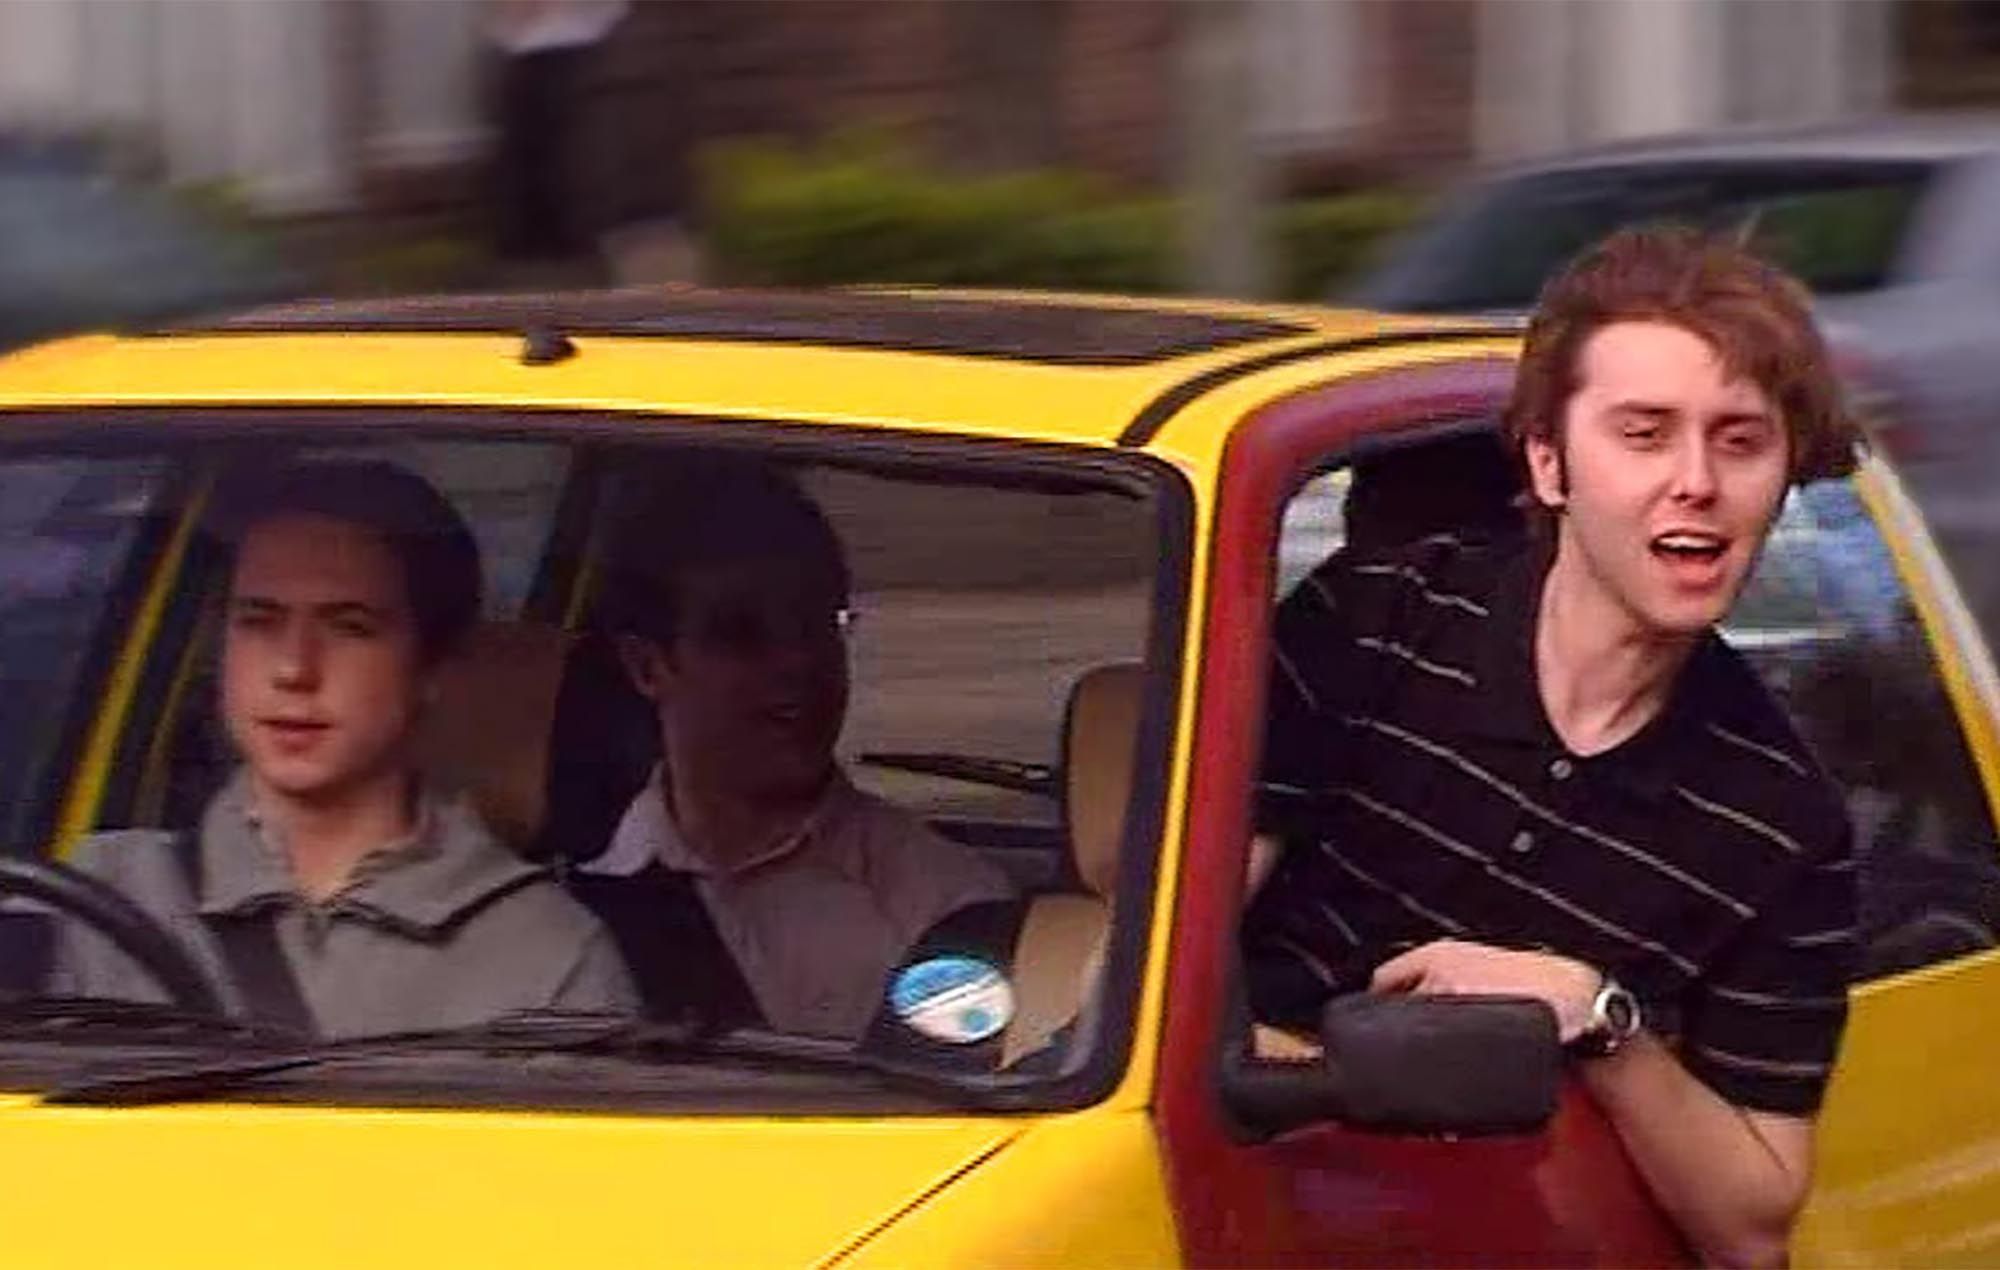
[1503,225,1857,493]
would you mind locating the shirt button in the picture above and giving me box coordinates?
[1509,829,1536,854]
[1549,758,1575,781]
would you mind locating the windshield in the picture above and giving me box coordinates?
[0,422,1171,1112]
[1358,160,1938,313]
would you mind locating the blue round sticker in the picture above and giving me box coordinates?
[889,956,1015,1045]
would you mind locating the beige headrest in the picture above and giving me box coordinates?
[1061,661,1144,898]
[414,621,574,851]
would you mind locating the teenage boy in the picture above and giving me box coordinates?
[56,460,636,1036]
[574,457,1015,1040]
[1244,227,1860,1268]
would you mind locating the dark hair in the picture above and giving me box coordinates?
[596,453,849,644]
[1504,224,1858,526]
[210,458,483,663]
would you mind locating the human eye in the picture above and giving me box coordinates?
[325,608,382,639]
[228,602,279,632]
[1718,420,1775,455]
[1618,414,1666,447]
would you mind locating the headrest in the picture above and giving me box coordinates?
[414,621,574,852]
[1060,662,1144,897]
[1345,429,1522,553]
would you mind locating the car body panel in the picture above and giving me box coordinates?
[841,1111,1178,1266]
[0,301,1476,453]
[0,1094,1024,1269]
[1791,458,2000,1265]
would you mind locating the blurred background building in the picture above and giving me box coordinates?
[2,0,1984,212]
[1,0,1997,304]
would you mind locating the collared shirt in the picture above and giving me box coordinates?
[1244,534,1857,1115]
[580,768,1016,1039]
[53,772,637,1038]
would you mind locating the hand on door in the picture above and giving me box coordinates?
[1371,938,1600,1042]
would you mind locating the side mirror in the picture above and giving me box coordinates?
[1221,993,1561,1140]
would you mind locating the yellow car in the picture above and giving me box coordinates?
[0,287,1991,1267]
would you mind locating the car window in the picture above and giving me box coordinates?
[1274,460,2000,982]
[1361,162,1936,312]
[817,466,1154,832]
[1736,480,2000,980]
[7,429,1169,1109]
[302,439,572,618]
[0,455,175,845]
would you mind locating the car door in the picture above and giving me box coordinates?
[1786,457,2000,1266]
[1152,357,1691,1268]
[1155,354,2000,1266]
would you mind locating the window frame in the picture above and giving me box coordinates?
[0,406,1194,1117]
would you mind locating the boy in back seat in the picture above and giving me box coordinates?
[571,456,1014,1040]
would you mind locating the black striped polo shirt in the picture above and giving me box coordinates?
[1242,533,1858,1115]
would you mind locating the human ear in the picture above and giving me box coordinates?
[1525,433,1568,511]
[615,634,669,702]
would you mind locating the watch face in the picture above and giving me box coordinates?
[1604,992,1637,1034]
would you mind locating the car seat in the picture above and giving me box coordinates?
[414,621,657,863]
[994,660,1140,1067]
[865,660,1143,1071]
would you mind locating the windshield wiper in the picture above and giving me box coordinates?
[43,1011,1015,1109]
[857,752,1055,797]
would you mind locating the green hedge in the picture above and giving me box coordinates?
[700,135,1420,300]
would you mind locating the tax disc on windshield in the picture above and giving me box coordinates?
[889,956,1015,1045]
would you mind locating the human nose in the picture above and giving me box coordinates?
[271,620,322,691]
[1669,432,1719,506]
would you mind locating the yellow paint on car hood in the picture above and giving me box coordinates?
[0,1093,1025,1269]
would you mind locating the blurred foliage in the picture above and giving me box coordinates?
[1745,183,1923,295]
[326,233,492,296]
[701,133,1421,300]
[1273,190,1425,301]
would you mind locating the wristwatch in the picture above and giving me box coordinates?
[1568,972,1642,1059]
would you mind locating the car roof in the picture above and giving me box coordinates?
[0,286,1513,452]
[1495,113,2000,174]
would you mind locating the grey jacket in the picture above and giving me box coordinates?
[52,775,638,1038]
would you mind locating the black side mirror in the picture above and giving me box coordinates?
[1221,993,1561,1140]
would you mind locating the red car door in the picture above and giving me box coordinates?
[1150,356,1691,1267]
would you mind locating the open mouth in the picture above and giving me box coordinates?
[1649,531,1728,566]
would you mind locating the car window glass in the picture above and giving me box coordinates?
[1736,480,2000,980]
[12,432,1166,1108]
[813,467,1155,837]
[1370,163,1935,312]
[1739,183,1929,295]
[302,440,571,617]
[0,455,173,845]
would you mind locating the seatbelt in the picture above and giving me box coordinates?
[171,833,318,1038]
[569,863,761,1031]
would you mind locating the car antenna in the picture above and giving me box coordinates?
[521,323,576,366]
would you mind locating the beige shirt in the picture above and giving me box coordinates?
[583,769,1016,1039]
